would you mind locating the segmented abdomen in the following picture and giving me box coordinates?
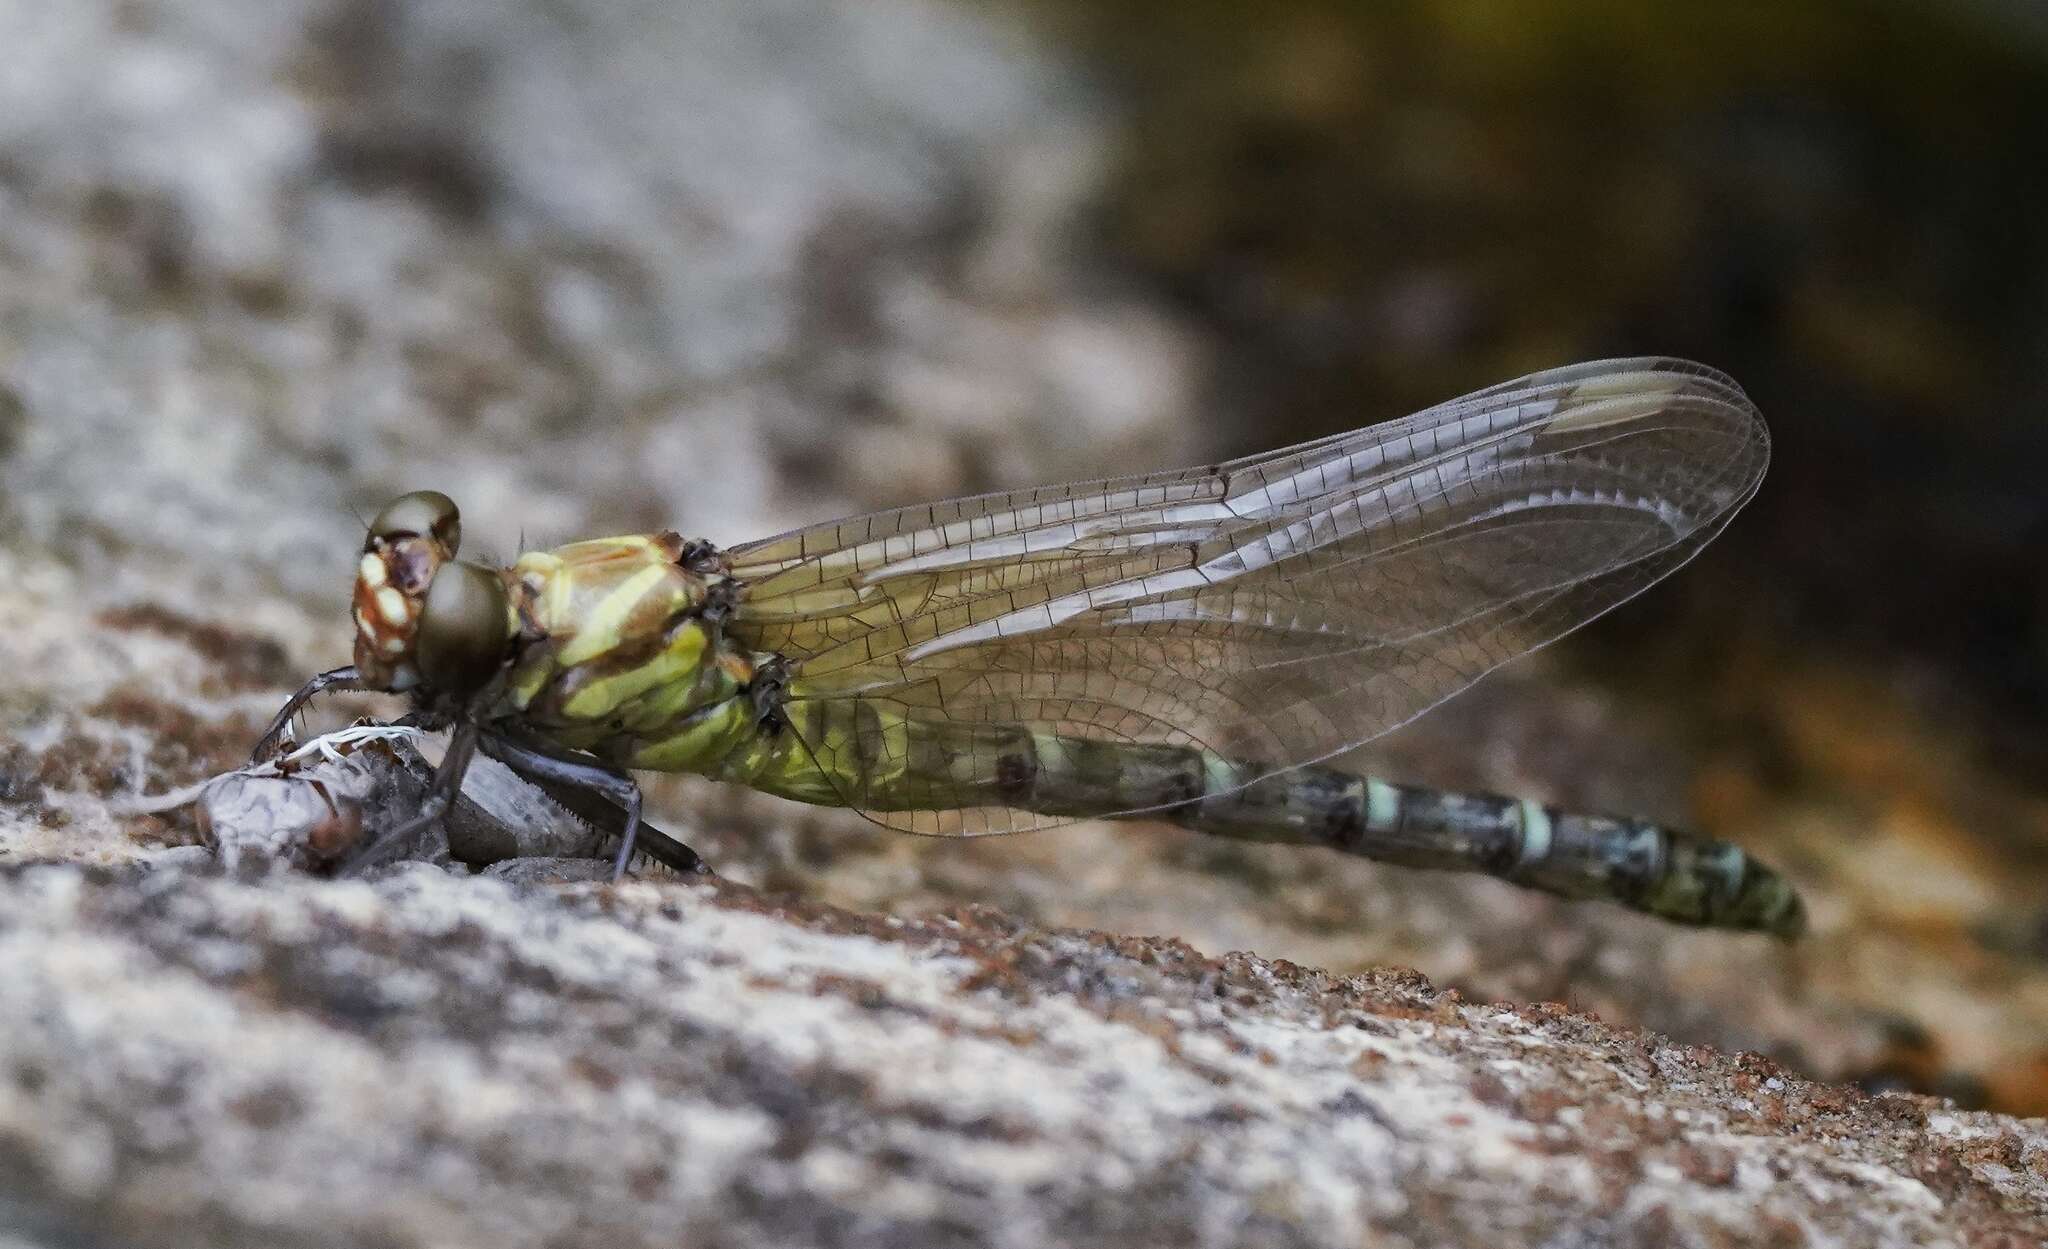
[1169,765,1805,938]
[734,704,1804,937]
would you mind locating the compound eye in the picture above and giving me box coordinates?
[368,490,462,555]
[414,562,510,696]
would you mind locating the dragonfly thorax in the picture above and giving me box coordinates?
[352,491,513,698]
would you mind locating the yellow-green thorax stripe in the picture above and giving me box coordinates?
[495,529,747,756]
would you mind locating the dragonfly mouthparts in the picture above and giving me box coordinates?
[353,539,447,693]
[352,489,513,697]
[360,489,468,692]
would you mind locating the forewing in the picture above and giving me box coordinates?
[726,358,1768,834]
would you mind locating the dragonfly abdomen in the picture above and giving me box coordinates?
[1160,765,1805,938]
[747,704,1803,938]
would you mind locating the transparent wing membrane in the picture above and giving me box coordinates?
[727,359,1768,835]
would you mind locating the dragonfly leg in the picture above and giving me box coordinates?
[477,731,709,880]
[338,719,479,876]
[253,666,364,761]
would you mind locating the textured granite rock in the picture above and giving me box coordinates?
[3,863,2044,1249]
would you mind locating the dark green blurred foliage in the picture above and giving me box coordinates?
[1041,0,2048,740]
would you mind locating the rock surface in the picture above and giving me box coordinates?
[4,862,2044,1249]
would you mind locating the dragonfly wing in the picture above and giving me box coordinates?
[725,358,1768,834]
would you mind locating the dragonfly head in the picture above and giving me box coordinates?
[352,491,512,699]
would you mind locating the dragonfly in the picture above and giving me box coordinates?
[256,358,1804,937]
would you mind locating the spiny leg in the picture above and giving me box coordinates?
[253,666,364,761]
[494,759,712,877]
[478,731,707,879]
[338,719,480,876]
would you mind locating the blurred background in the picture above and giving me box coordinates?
[2,0,2045,1114]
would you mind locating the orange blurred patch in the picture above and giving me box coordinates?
[1980,1050,2048,1121]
